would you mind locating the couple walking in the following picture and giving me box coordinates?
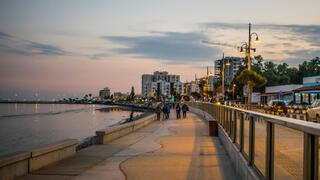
[175,103,189,119]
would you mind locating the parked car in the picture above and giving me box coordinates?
[264,100,289,114]
[306,99,320,122]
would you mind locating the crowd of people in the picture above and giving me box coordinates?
[156,102,189,121]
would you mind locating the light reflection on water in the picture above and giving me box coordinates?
[0,103,142,156]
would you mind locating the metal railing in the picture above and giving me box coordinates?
[187,102,320,180]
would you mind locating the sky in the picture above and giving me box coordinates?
[0,0,319,100]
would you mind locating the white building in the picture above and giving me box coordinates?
[99,87,110,99]
[142,71,183,97]
[259,84,303,104]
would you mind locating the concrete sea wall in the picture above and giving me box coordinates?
[0,139,78,180]
[96,114,157,144]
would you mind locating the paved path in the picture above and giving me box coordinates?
[19,112,236,180]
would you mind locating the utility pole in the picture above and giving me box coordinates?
[248,23,251,71]
[222,53,225,101]
[248,23,252,109]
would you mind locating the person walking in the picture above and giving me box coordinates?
[156,103,162,121]
[175,103,181,119]
[182,104,189,118]
[166,103,171,119]
[162,104,167,120]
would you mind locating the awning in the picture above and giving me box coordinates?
[293,85,320,92]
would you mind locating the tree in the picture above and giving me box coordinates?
[204,90,214,98]
[237,69,267,89]
[236,69,267,109]
[191,92,201,100]
[198,80,206,94]
[130,86,135,100]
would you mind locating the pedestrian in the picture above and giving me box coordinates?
[182,104,189,118]
[129,111,134,122]
[162,104,167,120]
[175,103,181,119]
[166,103,171,119]
[156,103,162,121]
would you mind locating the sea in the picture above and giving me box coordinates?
[0,103,143,156]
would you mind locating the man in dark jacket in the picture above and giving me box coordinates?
[182,104,189,118]
[175,103,181,119]
[162,104,167,120]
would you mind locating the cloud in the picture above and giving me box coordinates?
[0,32,12,39]
[202,22,320,47]
[101,31,221,64]
[283,49,319,58]
[201,22,320,65]
[0,32,71,56]
[90,53,110,60]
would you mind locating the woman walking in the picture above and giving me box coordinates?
[166,103,171,119]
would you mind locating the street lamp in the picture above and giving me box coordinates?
[247,23,260,71]
[238,23,261,109]
[233,84,237,100]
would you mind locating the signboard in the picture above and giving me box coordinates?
[303,75,320,86]
[243,85,249,97]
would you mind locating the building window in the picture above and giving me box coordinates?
[311,94,317,103]
[302,93,309,104]
[295,93,301,104]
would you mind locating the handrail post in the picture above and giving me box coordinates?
[303,133,318,180]
[266,121,274,180]
[248,115,255,165]
[240,112,244,152]
[233,110,237,143]
[229,108,232,136]
[223,107,226,128]
[226,108,229,133]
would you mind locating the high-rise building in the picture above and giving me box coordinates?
[214,57,241,84]
[141,71,182,97]
[99,87,110,99]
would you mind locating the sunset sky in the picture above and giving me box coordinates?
[0,0,319,100]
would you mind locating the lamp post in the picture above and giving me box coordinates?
[239,23,260,109]
[233,84,236,100]
[221,59,231,101]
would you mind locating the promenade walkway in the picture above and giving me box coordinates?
[19,112,236,180]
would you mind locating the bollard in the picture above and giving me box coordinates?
[209,120,218,136]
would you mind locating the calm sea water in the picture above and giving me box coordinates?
[0,103,142,156]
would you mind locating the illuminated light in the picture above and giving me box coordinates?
[253,37,261,43]
[226,62,231,66]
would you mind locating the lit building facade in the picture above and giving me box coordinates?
[214,57,241,84]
